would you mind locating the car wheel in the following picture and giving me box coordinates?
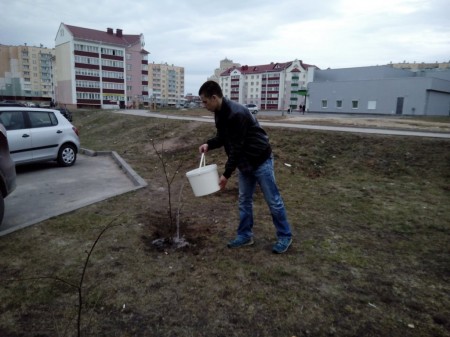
[57,144,77,167]
[0,194,4,225]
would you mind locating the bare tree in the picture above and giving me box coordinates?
[149,125,187,247]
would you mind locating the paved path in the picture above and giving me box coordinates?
[114,110,450,139]
[1,152,146,237]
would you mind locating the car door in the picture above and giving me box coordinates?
[0,110,33,164]
[27,110,61,161]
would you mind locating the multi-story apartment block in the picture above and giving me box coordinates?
[148,62,185,107]
[55,23,149,109]
[208,57,240,83]
[0,44,55,104]
[219,59,317,110]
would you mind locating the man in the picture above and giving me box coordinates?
[198,81,293,254]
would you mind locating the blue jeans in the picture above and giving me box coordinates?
[237,157,292,240]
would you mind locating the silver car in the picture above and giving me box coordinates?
[0,107,80,166]
[0,123,16,225]
[244,103,259,114]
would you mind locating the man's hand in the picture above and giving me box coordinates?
[199,144,208,153]
[219,175,228,190]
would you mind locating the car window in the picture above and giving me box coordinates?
[0,111,26,130]
[29,111,58,128]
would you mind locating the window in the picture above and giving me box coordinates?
[75,55,99,65]
[102,82,124,90]
[352,100,359,109]
[336,100,343,108]
[76,80,100,88]
[101,59,124,68]
[321,100,328,108]
[0,111,25,130]
[76,68,100,77]
[101,48,124,57]
[102,70,124,79]
[29,111,57,128]
[368,101,377,110]
[74,44,99,53]
[77,92,101,100]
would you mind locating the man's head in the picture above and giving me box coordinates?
[198,80,223,112]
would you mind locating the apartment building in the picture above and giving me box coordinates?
[219,59,317,110]
[208,57,240,83]
[0,44,55,104]
[148,62,185,107]
[55,23,149,109]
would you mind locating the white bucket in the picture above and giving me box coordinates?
[186,153,220,197]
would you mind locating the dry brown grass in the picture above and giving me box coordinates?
[0,109,449,337]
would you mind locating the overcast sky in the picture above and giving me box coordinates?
[1,0,449,95]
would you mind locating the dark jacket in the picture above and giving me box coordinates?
[206,98,272,178]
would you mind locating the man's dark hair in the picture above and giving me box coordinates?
[198,80,223,98]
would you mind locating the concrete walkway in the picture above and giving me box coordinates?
[1,151,147,237]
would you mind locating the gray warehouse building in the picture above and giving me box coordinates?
[307,66,450,116]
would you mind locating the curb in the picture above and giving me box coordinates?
[79,148,147,188]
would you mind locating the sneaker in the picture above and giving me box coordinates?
[272,237,292,254]
[227,236,254,249]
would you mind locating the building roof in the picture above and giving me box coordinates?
[220,60,317,76]
[64,24,141,47]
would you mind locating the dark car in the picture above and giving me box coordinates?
[0,123,17,225]
[57,107,73,122]
[0,101,25,107]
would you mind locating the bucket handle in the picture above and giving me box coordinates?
[199,153,206,168]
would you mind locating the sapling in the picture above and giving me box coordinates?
[149,127,188,248]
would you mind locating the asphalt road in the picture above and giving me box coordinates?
[115,110,450,139]
[1,152,147,237]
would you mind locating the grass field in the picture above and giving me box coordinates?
[0,110,449,337]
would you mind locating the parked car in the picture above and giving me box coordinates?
[0,123,17,225]
[56,107,73,122]
[244,103,259,114]
[0,101,25,107]
[0,107,80,167]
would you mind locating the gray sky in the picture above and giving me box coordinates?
[1,0,449,95]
